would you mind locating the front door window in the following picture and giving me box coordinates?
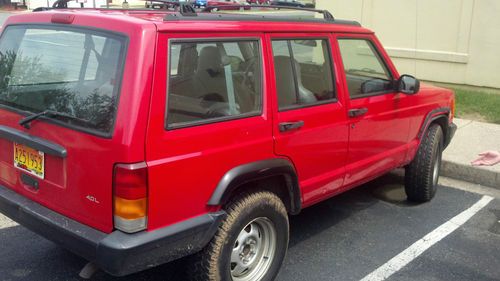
[338,39,393,98]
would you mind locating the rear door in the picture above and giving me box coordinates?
[334,34,412,186]
[267,33,349,206]
[145,33,274,230]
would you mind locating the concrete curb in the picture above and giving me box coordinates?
[441,160,499,189]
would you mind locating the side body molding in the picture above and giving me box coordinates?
[207,158,302,214]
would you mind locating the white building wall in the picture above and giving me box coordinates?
[317,0,500,88]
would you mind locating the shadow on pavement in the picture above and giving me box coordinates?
[0,172,422,281]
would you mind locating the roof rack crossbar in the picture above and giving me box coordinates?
[179,3,197,16]
[202,5,335,21]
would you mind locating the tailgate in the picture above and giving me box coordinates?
[0,24,130,232]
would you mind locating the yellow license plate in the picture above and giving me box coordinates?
[13,143,45,179]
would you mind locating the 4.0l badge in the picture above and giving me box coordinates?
[85,195,100,204]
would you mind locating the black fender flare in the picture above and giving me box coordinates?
[207,158,302,215]
[417,107,451,147]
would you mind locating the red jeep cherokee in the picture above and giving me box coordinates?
[0,5,456,281]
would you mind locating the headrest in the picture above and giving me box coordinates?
[197,46,223,77]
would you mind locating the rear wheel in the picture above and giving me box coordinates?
[190,191,289,281]
[405,124,444,202]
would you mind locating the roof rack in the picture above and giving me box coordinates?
[202,5,334,21]
[31,2,361,26]
[34,0,197,16]
[163,5,361,26]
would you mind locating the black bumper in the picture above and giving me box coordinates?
[444,122,457,148]
[0,185,225,276]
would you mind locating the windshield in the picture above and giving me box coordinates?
[0,25,127,136]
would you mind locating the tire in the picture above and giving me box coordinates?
[405,124,444,202]
[190,191,289,281]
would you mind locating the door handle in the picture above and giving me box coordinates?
[348,108,368,118]
[279,121,305,132]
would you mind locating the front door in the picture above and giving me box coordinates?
[335,34,412,186]
[267,33,349,206]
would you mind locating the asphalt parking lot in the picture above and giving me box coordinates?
[1,173,499,281]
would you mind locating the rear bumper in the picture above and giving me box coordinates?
[0,185,225,276]
[444,122,457,148]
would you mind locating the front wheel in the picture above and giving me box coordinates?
[405,124,444,202]
[190,191,289,281]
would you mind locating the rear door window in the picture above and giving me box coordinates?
[0,25,127,136]
[166,40,262,129]
[271,39,335,110]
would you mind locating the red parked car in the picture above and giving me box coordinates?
[0,5,456,281]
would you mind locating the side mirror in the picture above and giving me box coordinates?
[361,78,390,94]
[397,74,420,95]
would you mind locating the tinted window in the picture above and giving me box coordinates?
[0,26,126,135]
[272,39,335,110]
[338,39,393,97]
[167,40,262,128]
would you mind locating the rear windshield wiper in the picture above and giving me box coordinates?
[19,110,90,129]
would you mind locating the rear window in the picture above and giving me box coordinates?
[0,25,127,136]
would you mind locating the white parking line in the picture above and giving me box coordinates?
[0,214,17,230]
[360,195,494,281]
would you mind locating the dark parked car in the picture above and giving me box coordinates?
[270,0,305,8]
[247,0,269,4]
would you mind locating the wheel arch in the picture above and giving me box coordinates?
[207,158,302,215]
[418,107,451,148]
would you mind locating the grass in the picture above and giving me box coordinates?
[452,88,500,124]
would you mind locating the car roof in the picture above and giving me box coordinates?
[6,9,373,34]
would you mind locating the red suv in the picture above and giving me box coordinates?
[0,5,456,281]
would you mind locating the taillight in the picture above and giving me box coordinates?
[113,162,148,233]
